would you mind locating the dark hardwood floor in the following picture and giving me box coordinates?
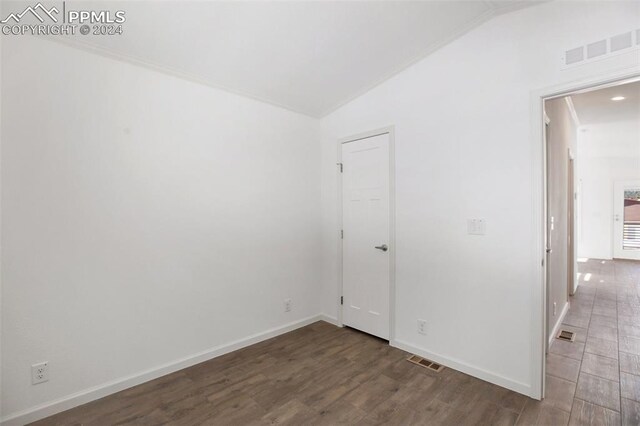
[32,259,640,425]
[33,321,532,425]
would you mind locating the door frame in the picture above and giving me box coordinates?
[613,180,640,260]
[543,111,550,361]
[337,126,396,343]
[532,70,640,400]
[567,149,576,298]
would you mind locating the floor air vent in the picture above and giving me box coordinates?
[557,330,576,342]
[407,355,444,372]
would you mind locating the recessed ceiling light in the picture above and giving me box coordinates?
[611,96,626,101]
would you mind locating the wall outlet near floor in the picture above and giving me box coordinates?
[32,362,49,385]
[417,319,427,335]
[553,302,557,316]
[284,298,292,312]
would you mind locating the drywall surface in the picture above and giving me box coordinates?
[578,120,640,260]
[545,97,577,341]
[1,36,321,420]
[0,30,3,422]
[319,0,640,395]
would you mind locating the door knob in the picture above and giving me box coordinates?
[375,244,389,252]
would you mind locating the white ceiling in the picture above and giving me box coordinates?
[570,80,640,126]
[11,1,541,117]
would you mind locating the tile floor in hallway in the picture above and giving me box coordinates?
[546,258,640,425]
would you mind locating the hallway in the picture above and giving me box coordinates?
[547,258,640,425]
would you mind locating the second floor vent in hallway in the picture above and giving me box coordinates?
[556,329,576,342]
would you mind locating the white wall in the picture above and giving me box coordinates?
[3,1,640,421]
[544,97,578,343]
[578,120,640,259]
[1,36,321,421]
[0,30,4,422]
[319,0,640,396]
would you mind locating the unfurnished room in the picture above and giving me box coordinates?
[1,1,640,425]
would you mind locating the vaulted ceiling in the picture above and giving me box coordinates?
[23,1,541,117]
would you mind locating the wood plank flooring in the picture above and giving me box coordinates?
[32,258,640,425]
[33,322,530,425]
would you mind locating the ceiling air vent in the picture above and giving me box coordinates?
[557,329,576,342]
[407,355,445,372]
[562,27,640,68]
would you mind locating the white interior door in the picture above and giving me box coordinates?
[342,133,390,340]
[613,181,640,260]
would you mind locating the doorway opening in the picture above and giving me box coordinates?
[542,78,640,412]
[614,181,640,260]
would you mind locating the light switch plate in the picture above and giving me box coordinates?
[477,219,486,235]
[468,219,486,235]
[467,219,477,234]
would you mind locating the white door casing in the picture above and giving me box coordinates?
[613,181,640,260]
[533,72,640,402]
[341,132,391,340]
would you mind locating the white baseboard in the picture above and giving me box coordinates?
[1,314,327,426]
[548,301,570,348]
[318,313,339,326]
[579,254,612,261]
[572,281,580,296]
[391,339,532,397]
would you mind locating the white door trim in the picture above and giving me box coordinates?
[531,70,640,400]
[613,180,640,260]
[337,126,396,344]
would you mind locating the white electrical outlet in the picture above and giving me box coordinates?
[553,302,557,316]
[417,319,427,335]
[31,362,49,385]
[284,298,292,312]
